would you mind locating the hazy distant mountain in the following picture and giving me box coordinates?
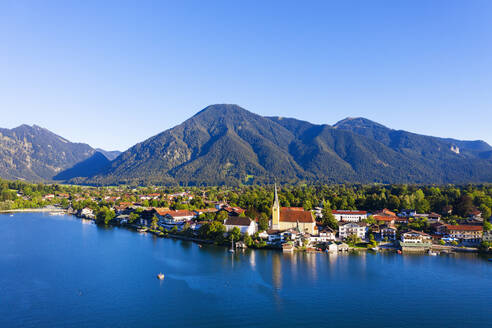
[0,124,117,181]
[95,149,121,160]
[84,104,492,185]
[53,151,111,181]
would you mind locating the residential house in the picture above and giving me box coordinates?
[339,222,367,240]
[309,227,336,244]
[399,230,432,251]
[157,209,196,224]
[444,224,483,244]
[373,209,398,225]
[427,212,442,223]
[264,229,299,245]
[469,210,482,219]
[319,227,336,241]
[332,210,367,222]
[224,216,257,236]
[220,206,246,216]
[380,225,397,241]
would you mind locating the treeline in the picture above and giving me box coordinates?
[213,184,492,220]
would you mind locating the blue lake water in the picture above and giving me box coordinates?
[0,212,490,328]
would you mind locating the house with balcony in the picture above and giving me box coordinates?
[339,222,367,240]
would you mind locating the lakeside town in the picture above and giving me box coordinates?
[1,179,491,255]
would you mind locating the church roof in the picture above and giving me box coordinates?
[280,208,314,223]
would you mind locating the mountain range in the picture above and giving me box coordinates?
[2,104,492,185]
[0,124,120,181]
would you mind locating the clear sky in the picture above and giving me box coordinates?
[1,0,491,151]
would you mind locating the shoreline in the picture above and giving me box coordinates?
[2,210,487,255]
[0,208,66,213]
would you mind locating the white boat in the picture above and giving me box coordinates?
[157,273,165,280]
[428,250,438,256]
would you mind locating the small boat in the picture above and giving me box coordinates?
[428,250,438,256]
[137,227,148,233]
[397,250,402,254]
[198,244,203,248]
[157,273,165,280]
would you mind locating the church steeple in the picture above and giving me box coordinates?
[271,183,280,229]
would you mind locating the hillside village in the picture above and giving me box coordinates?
[1,179,490,254]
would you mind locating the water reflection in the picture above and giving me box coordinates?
[272,253,282,290]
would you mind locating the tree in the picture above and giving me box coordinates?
[479,204,491,220]
[346,234,360,246]
[364,215,376,225]
[128,212,139,223]
[228,227,241,242]
[303,200,312,211]
[216,210,228,222]
[151,215,159,230]
[258,214,269,232]
[96,206,115,225]
[243,233,253,247]
[483,220,491,232]
[455,195,474,217]
[321,207,338,230]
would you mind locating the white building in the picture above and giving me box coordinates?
[339,222,367,240]
[332,210,367,222]
[80,207,94,219]
[224,217,257,236]
[400,230,432,244]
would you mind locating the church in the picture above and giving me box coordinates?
[271,184,316,234]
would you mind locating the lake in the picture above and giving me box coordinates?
[0,212,490,328]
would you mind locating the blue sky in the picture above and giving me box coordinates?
[1,0,491,151]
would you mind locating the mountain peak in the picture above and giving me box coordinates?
[334,117,389,130]
[193,104,249,117]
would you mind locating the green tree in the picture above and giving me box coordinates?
[228,227,241,242]
[151,215,159,230]
[216,210,228,222]
[128,212,139,223]
[96,206,115,225]
[243,233,253,247]
[479,204,491,220]
[321,207,338,230]
[258,214,269,232]
[483,220,491,232]
[364,215,376,225]
[346,234,361,246]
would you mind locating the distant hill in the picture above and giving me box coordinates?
[53,151,111,181]
[95,149,121,160]
[0,125,117,181]
[83,104,492,185]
